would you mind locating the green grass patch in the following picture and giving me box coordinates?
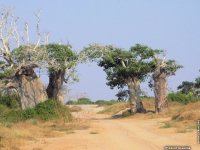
[95,100,117,106]
[168,92,200,104]
[0,100,72,123]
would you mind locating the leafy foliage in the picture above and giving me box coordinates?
[46,44,77,71]
[0,100,72,123]
[76,97,93,104]
[0,93,19,108]
[177,72,200,96]
[35,100,72,121]
[66,98,93,105]
[164,59,183,76]
[98,44,159,89]
[95,100,117,106]
[168,92,199,104]
[0,68,15,79]
[115,90,128,101]
[177,81,196,95]
[195,77,200,88]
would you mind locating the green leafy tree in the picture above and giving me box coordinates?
[177,71,200,96]
[46,44,78,102]
[76,97,92,104]
[195,77,200,89]
[195,77,200,95]
[86,44,159,113]
[177,81,196,95]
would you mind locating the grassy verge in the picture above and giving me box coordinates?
[161,101,200,133]
[98,98,200,133]
[0,119,89,150]
[97,102,129,115]
[0,100,72,123]
[0,100,89,150]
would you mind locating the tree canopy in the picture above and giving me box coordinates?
[98,44,160,89]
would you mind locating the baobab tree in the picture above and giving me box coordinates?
[46,44,78,103]
[45,43,93,103]
[152,56,182,113]
[0,9,51,109]
[84,44,160,113]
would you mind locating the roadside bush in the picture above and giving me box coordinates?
[76,97,93,104]
[35,100,72,121]
[4,109,23,122]
[66,98,93,105]
[0,105,23,123]
[0,100,72,123]
[95,100,117,106]
[66,100,74,105]
[0,94,19,108]
[22,108,37,120]
[168,92,199,104]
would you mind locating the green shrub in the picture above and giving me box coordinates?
[76,98,93,105]
[4,109,23,122]
[0,100,72,123]
[35,100,72,121]
[22,108,37,120]
[95,100,117,106]
[66,100,74,105]
[168,92,199,104]
[0,105,23,123]
[0,105,9,122]
[0,94,19,108]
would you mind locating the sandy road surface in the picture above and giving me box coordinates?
[21,105,200,150]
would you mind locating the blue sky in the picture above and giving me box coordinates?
[1,0,200,100]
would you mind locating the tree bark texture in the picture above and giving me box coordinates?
[153,61,168,113]
[46,69,65,104]
[127,78,146,113]
[17,75,47,109]
[5,65,47,110]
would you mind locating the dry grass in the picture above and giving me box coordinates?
[99,99,200,133]
[142,99,200,133]
[98,102,129,115]
[171,101,200,121]
[89,131,99,134]
[68,106,82,112]
[0,118,89,150]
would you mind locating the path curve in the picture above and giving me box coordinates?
[21,105,200,150]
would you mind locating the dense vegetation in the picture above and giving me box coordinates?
[66,98,117,105]
[168,92,199,104]
[0,100,72,123]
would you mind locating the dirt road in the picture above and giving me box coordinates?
[21,105,200,150]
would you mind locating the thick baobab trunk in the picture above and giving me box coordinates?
[17,75,47,109]
[127,78,146,113]
[5,64,47,109]
[133,78,146,113]
[153,59,168,113]
[127,80,137,113]
[46,69,65,104]
[153,72,168,113]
